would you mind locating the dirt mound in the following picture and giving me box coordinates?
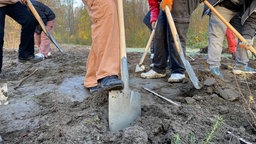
[0,45,256,143]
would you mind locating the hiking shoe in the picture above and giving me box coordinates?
[88,85,101,94]
[19,55,44,63]
[99,75,124,91]
[168,73,185,83]
[210,67,223,79]
[141,69,166,79]
[232,65,256,74]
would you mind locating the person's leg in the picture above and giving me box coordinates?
[0,8,6,73]
[141,10,168,79]
[232,13,256,74]
[152,10,168,74]
[39,19,55,58]
[6,3,36,59]
[167,22,188,82]
[207,6,237,78]
[84,0,122,90]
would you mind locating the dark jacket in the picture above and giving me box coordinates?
[148,0,200,24]
[31,0,55,24]
[202,0,243,16]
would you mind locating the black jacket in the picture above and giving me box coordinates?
[31,0,55,24]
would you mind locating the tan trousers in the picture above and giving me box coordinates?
[83,0,120,88]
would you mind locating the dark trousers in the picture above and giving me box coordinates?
[152,10,189,74]
[0,3,36,72]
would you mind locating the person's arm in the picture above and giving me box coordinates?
[148,0,159,28]
[0,0,20,4]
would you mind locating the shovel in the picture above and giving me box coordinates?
[202,0,256,57]
[164,5,201,89]
[108,0,141,132]
[135,23,156,72]
[24,0,64,53]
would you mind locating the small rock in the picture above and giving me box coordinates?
[204,78,216,86]
[218,106,229,114]
[218,89,239,101]
[185,97,196,104]
[192,95,205,101]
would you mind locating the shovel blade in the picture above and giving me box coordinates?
[0,80,8,105]
[109,90,141,132]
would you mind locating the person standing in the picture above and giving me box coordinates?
[0,0,44,74]
[141,0,201,82]
[203,0,256,78]
[82,0,124,94]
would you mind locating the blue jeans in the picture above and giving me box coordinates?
[152,10,189,74]
[0,2,36,72]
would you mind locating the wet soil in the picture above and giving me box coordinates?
[0,45,256,144]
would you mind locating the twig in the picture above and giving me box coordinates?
[14,68,38,90]
[143,87,181,107]
[227,131,253,144]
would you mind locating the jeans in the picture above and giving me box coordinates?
[152,10,189,74]
[0,2,36,71]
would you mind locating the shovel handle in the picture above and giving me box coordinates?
[117,0,127,58]
[25,0,64,53]
[203,0,256,55]
[117,0,129,91]
[139,24,156,65]
[164,6,182,54]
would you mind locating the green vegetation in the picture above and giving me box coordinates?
[4,1,210,50]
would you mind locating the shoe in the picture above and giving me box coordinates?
[19,55,44,63]
[141,69,166,79]
[88,85,100,94]
[168,73,185,83]
[210,67,223,79]
[35,53,45,59]
[99,75,124,91]
[232,65,256,74]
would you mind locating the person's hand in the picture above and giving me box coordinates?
[20,0,26,3]
[161,0,173,11]
[239,39,253,49]
[151,21,156,29]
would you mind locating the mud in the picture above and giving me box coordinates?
[0,45,256,144]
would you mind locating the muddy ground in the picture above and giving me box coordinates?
[0,45,256,144]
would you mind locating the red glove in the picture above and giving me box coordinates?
[20,0,26,3]
[161,0,173,11]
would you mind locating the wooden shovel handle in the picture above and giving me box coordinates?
[25,0,47,34]
[203,0,256,55]
[139,23,156,65]
[117,0,127,58]
[164,5,181,54]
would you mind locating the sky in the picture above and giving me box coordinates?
[74,0,83,8]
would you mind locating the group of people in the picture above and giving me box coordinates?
[1,0,256,94]
[142,0,256,82]
[0,0,55,74]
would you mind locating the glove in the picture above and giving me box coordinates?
[20,0,26,3]
[151,21,156,29]
[161,0,173,11]
[239,39,253,49]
